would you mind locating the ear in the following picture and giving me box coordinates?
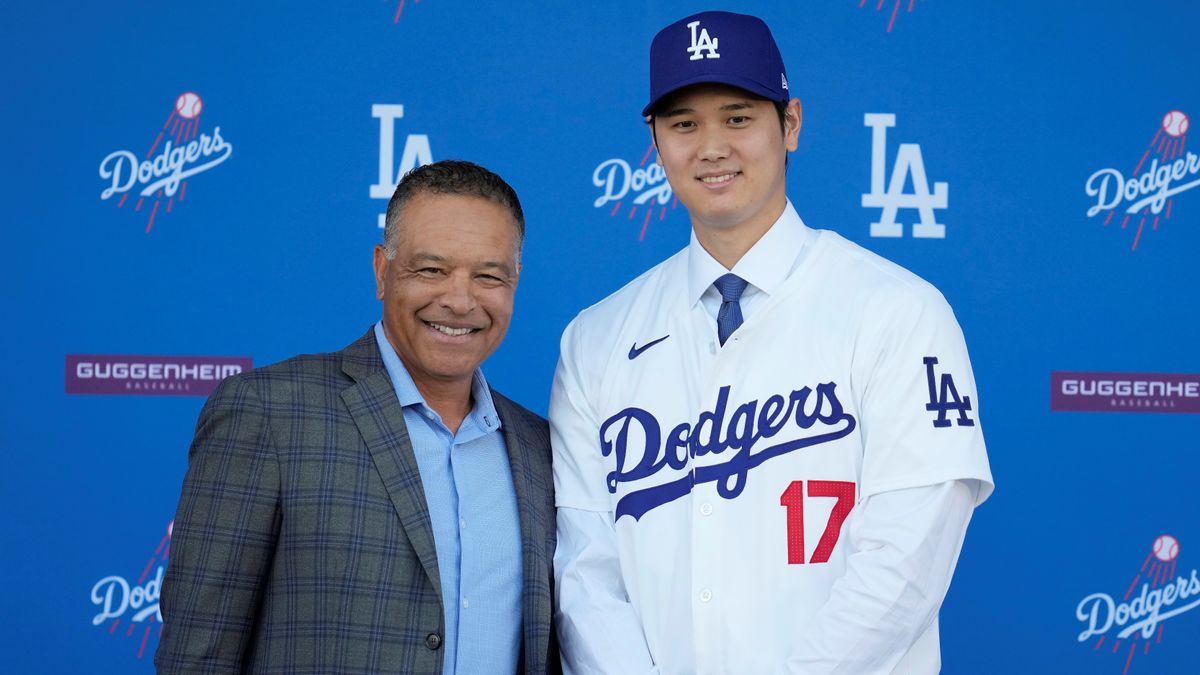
[372,245,389,301]
[784,98,802,152]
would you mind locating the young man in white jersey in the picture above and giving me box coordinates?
[550,10,994,675]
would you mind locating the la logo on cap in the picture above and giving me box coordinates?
[686,20,720,60]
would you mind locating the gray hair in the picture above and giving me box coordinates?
[383,160,525,259]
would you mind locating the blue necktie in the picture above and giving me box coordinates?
[714,273,749,346]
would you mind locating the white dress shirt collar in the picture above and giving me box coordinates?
[686,200,813,307]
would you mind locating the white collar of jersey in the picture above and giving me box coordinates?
[686,200,813,307]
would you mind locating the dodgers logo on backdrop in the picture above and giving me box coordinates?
[370,104,432,229]
[592,142,681,241]
[1076,534,1199,674]
[1050,371,1200,413]
[1084,110,1195,251]
[65,354,252,396]
[90,521,172,660]
[859,0,924,34]
[98,92,234,234]
[862,113,948,239]
[600,382,857,520]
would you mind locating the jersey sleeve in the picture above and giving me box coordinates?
[555,508,660,675]
[552,317,662,672]
[853,284,994,504]
[550,315,614,512]
[780,481,979,673]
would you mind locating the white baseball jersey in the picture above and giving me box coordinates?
[551,205,993,673]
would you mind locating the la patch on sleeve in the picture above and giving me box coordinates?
[923,356,975,428]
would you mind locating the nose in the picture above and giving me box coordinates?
[697,125,730,162]
[438,271,477,315]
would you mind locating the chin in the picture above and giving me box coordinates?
[430,359,478,380]
[695,208,750,230]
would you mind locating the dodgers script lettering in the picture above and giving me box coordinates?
[1085,154,1200,217]
[592,158,673,209]
[1076,570,1200,641]
[91,567,164,625]
[99,128,233,200]
[600,382,856,520]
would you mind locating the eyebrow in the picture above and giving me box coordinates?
[409,252,449,265]
[657,101,755,118]
[410,252,514,275]
[477,260,514,274]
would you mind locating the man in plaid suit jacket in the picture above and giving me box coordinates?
[157,161,558,674]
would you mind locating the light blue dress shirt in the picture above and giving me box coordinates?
[374,322,523,675]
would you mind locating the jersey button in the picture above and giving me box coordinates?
[699,502,713,516]
[699,588,713,603]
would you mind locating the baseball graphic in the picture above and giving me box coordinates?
[175,91,203,119]
[1152,534,1179,562]
[1162,110,1189,137]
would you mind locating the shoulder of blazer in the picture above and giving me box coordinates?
[223,329,378,383]
[200,329,380,410]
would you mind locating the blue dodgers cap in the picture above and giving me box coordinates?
[643,11,790,117]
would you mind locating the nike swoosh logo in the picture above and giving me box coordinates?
[628,335,670,360]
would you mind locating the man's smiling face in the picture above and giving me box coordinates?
[653,83,799,239]
[373,191,521,395]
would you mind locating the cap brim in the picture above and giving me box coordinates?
[642,73,786,117]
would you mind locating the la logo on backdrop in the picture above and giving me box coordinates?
[862,113,948,239]
[592,142,681,241]
[370,104,432,229]
[1085,110,1195,251]
[98,92,234,233]
[1076,535,1199,674]
[89,521,173,660]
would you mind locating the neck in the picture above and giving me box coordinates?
[692,198,786,270]
[414,379,473,435]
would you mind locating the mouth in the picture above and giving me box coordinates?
[697,171,740,187]
[424,321,479,338]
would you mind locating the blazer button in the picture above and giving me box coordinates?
[425,633,442,650]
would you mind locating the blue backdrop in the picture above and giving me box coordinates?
[4,1,1198,672]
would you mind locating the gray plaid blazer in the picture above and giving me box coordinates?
[156,329,559,674]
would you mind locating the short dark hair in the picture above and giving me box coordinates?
[383,160,525,258]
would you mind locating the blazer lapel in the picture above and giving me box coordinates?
[339,330,442,601]
[493,392,549,670]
